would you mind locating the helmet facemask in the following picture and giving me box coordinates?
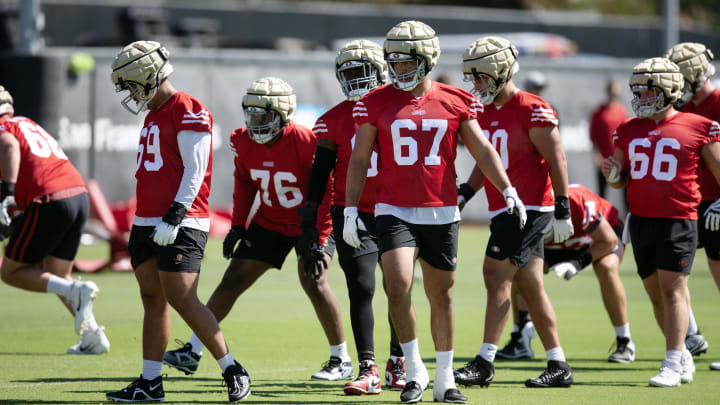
[243,105,283,144]
[115,78,164,115]
[631,85,669,118]
[387,52,426,91]
[463,71,505,105]
[336,60,381,101]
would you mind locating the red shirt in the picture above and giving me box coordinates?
[590,101,628,158]
[0,116,85,210]
[614,112,720,219]
[478,91,556,213]
[681,89,720,201]
[354,82,482,207]
[135,92,212,218]
[545,184,619,251]
[230,122,332,242]
[313,100,378,214]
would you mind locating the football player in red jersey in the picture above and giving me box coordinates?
[345,22,526,404]
[493,184,635,364]
[299,40,406,396]
[666,42,719,358]
[602,57,720,387]
[0,85,109,355]
[163,77,352,383]
[454,36,575,389]
[106,41,250,403]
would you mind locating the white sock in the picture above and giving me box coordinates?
[614,323,631,339]
[546,347,566,362]
[666,350,682,369]
[142,360,163,380]
[46,275,73,298]
[478,343,497,363]
[330,342,351,363]
[217,352,235,373]
[188,333,205,355]
[400,338,426,382]
[435,351,456,390]
[687,307,699,336]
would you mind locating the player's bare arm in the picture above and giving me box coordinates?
[701,140,720,185]
[459,119,510,192]
[345,122,376,207]
[529,125,569,197]
[0,131,19,182]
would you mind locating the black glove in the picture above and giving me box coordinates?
[297,204,327,280]
[0,222,9,241]
[457,183,476,212]
[162,201,188,226]
[223,225,248,260]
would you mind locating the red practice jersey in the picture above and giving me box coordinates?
[353,81,482,207]
[681,89,720,201]
[477,91,557,214]
[313,100,378,213]
[545,184,619,251]
[135,92,213,218]
[230,122,332,242]
[0,116,85,210]
[614,112,720,219]
[590,101,628,158]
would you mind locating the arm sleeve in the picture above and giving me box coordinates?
[174,130,211,208]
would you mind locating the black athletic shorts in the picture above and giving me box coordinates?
[698,200,720,260]
[128,225,208,273]
[331,205,379,260]
[6,192,89,264]
[544,221,625,266]
[629,215,697,279]
[376,214,459,271]
[233,221,336,270]
[486,211,552,268]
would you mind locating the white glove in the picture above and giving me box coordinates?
[551,217,574,244]
[705,198,720,232]
[551,262,579,280]
[152,222,179,246]
[503,187,527,229]
[342,206,367,249]
[0,195,15,227]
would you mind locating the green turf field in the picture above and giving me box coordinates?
[1,225,718,404]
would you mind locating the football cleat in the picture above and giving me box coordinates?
[685,332,709,356]
[680,348,695,384]
[343,360,381,395]
[106,374,164,402]
[607,336,635,364]
[496,322,535,360]
[222,360,251,402]
[453,355,494,387]
[649,360,682,387]
[311,356,353,381]
[525,360,574,388]
[433,387,468,404]
[385,356,407,390]
[68,280,99,335]
[163,340,201,375]
[67,326,110,355]
[400,380,424,404]
[709,361,720,370]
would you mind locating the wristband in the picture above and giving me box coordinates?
[162,201,188,226]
